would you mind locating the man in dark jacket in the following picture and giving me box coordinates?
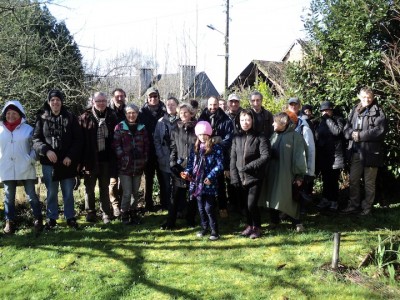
[79,91,118,224]
[342,87,387,216]
[33,89,83,229]
[198,96,234,217]
[108,88,127,218]
[138,87,167,212]
[249,91,274,139]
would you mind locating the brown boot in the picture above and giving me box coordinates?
[3,220,15,234]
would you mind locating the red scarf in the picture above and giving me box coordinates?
[4,118,22,132]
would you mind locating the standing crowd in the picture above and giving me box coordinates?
[0,86,387,240]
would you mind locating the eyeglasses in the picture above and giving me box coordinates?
[94,99,107,103]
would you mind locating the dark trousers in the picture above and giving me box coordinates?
[196,195,218,234]
[166,185,196,227]
[239,183,262,227]
[321,168,340,203]
[159,171,172,210]
[144,157,164,210]
[226,180,242,212]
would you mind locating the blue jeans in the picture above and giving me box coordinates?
[3,180,42,221]
[119,174,142,212]
[42,165,75,220]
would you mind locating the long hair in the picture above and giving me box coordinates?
[194,136,214,155]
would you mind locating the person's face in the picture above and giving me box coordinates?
[49,97,62,115]
[322,109,333,117]
[359,91,374,108]
[5,109,21,123]
[113,91,126,107]
[288,102,300,114]
[207,97,218,114]
[228,100,240,113]
[303,109,312,117]
[240,114,253,132]
[166,100,178,115]
[93,95,108,112]
[250,96,262,112]
[198,134,210,143]
[219,100,226,111]
[179,107,193,123]
[125,108,138,123]
[148,93,159,106]
[273,120,286,132]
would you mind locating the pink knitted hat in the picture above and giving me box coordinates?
[195,121,212,136]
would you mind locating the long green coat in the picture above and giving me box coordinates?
[259,126,307,219]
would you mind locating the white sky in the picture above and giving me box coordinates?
[48,0,311,93]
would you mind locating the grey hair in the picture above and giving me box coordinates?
[178,102,195,115]
[125,103,140,113]
[250,91,263,100]
[92,91,108,101]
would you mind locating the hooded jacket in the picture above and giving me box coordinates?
[0,101,37,181]
[32,99,83,180]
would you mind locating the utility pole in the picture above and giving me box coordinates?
[224,0,230,97]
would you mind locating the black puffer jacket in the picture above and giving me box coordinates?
[315,114,345,170]
[343,102,387,167]
[230,129,270,187]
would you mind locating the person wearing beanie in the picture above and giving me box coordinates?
[78,91,118,224]
[181,120,224,240]
[0,100,43,234]
[258,112,307,232]
[138,87,167,212]
[33,89,83,230]
[198,96,233,218]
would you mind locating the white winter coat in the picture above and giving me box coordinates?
[0,102,37,182]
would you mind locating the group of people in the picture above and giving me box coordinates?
[0,86,387,240]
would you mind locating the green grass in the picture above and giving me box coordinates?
[1,203,400,300]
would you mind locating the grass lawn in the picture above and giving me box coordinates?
[1,200,400,300]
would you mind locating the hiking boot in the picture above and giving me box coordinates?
[340,206,359,215]
[219,209,228,218]
[3,220,15,234]
[209,231,220,241]
[249,227,262,239]
[241,225,253,237]
[329,201,338,212]
[86,211,97,222]
[196,229,208,238]
[316,198,331,209]
[296,224,305,233]
[67,218,79,229]
[45,218,57,230]
[34,218,44,232]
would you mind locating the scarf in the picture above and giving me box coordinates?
[192,143,206,198]
[4,118,22,132]
[92,107,109,152]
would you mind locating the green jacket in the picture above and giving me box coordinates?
[259,126,307,219]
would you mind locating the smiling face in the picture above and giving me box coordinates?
[166,99,178,115]
[92,94,108,112]
[358,90,374,108]
[49,97,62,115]
[228,100,240,114]
[179,107,193,123]
[5,109,21,123]
[125,107,138,124]
[240,113,253,132]
[207,97,219,114]
[147,92,160,106]
[198,133,210,143]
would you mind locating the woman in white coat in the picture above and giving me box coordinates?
[0,100,42,234]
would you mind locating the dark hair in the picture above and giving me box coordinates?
[167,96,179,105]
[112,88,126,97]
[250,91,263,100]
[189,99,199,109]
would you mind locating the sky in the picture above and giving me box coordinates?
[48,0,311,93]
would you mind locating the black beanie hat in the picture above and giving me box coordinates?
[48,89,64,102]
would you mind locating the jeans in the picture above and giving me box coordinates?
[349,153,378,211]
[3,180,42,221]
[84,161,112,218]
[119,175,141,212]
[42,165,75,220]
[196,195,218,233]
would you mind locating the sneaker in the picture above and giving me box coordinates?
[241,225,253,237]
[67,218,79,229]
[3,220,15,234]
[113,207,121,218]
[219,209,228,218]
[296,224,305,233]
[33,219,44,232]
[340,206,359,215]
[209,231,220,241]
[86,211,97,222]
[249,227,262,239]
[45,218,57,230]
[196,229,207,238]
[316,198,331,209]
[329,201,338,212]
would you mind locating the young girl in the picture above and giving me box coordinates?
[230,110,270,239]
[181,121,224,240]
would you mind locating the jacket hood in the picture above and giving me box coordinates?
[1,100,26,121]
